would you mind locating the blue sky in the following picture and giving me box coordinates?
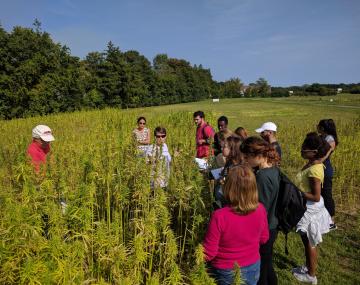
[1,0,359,86]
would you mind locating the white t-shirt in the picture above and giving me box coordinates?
[325,135,335,143]
[146,143,171,188]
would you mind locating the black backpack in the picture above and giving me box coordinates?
[276,171,307,254]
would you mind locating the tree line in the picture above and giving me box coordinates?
[271,83,360,97]
[0,21,359,119]
[0,21,246,119]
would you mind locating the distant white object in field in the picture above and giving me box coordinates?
[289,90,294,95]
[330,99,334,102]
[337,88,342,94]
[212,98,220,102]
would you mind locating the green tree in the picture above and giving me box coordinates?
[222,78,243,98]
[255,77,271,97]
[122,50,154,107]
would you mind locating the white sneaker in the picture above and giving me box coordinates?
[292,265,308,274]
[329,223,337,230]
[293,272,317,284]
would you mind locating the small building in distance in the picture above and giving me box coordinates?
[337,88,342,94]
[240,85,249,96]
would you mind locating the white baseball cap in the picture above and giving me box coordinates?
[32,125,55,142]
[255,122,277,133]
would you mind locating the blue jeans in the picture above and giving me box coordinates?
[208,260,261,285]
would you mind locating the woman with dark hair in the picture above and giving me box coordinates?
[203,165,269,285]
[240,136,280,285]
[133,117,151,154]
[292,132,332,284]
[317,119,338,229]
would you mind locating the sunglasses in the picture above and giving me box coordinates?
[301,149,318,152]
[156,134,166,138]
[138,122,146,125]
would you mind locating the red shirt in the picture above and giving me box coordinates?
[27,140,50,171]
[203,204,269,269]
[196,123,215,158]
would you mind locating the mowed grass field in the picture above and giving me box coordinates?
[0,94,359,284]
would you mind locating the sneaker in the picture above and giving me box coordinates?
[292,265,308,274]
[329,223,337,230]
[293,272,317,284]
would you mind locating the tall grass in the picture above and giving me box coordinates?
[0,110,213,284]
[0,98,359,284]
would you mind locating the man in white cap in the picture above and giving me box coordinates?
[27,125,55,171]
[255,122,282,159]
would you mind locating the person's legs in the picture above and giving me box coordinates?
[241,260,261,285]
[214,184,224,201]
[301,234,317,277]
[258,229,278,285]
[321,175,335,218]
[293,234,318,284]
[41,214,50,239]
[207,265,234,285]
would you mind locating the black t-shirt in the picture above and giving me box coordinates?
[271,141,282,159]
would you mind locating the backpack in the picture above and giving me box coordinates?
[201,123,215,145]
[276,171,307,254]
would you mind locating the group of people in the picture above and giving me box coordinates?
[26,113,338,285]
[132,117,171,188]
[194,111,338,285]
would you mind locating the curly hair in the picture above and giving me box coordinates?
[240,136,280,165]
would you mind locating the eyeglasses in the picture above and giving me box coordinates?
[156,134,166,138]
[138,122,146,125]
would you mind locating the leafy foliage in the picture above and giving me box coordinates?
[0,23,217,119]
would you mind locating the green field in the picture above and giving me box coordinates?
[0,94,359,284]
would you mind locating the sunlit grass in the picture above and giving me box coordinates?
[0,96,359,284]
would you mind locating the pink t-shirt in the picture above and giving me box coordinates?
[203,204,269,269]
[196,123,215,158]
[27,140,50,171]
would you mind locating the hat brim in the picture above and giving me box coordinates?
[255,128,264,133]
[40,134,55,142]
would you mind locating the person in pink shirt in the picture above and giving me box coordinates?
[27,125,55,172]
[203,165,269,285]
[193,111,215,158]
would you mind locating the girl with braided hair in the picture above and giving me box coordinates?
[291,132,332,284]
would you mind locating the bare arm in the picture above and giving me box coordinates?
[144,129,151,144]
[319,141,335,162]
[303,177,321,202]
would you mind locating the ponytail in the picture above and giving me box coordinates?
[303,132,331,159]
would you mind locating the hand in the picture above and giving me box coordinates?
[198,139,206,145]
